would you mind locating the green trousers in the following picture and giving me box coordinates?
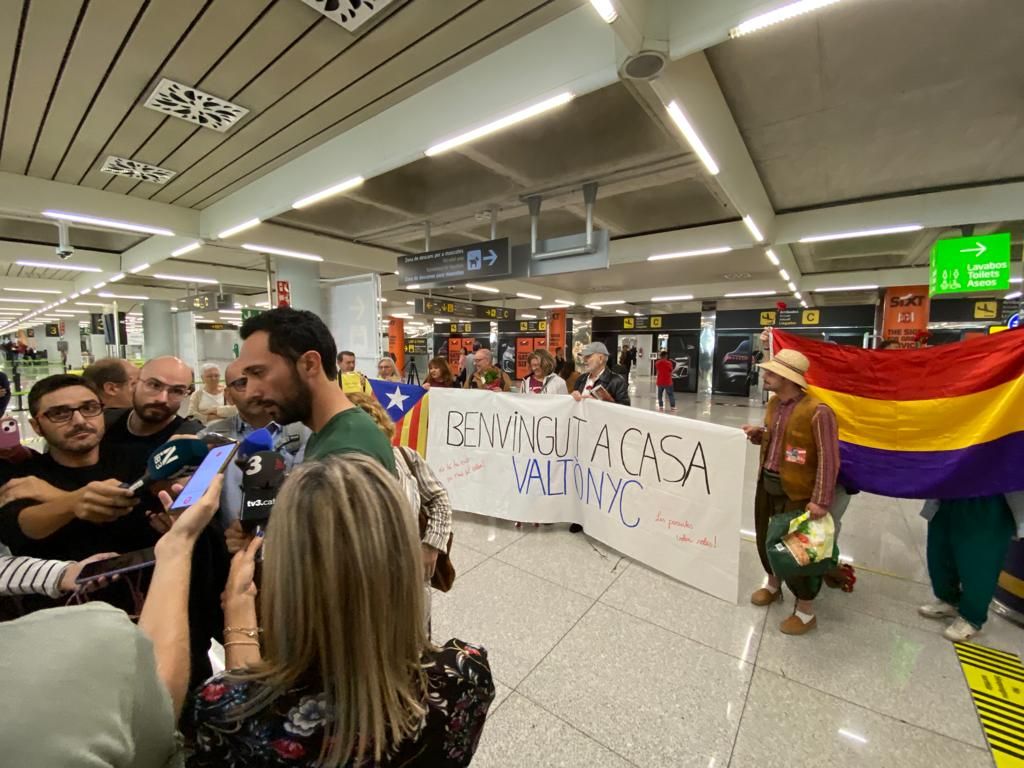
[927,496,1015,629]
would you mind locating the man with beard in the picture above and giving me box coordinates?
[102,356,203,458]
[237,308,395,471]
[0,375,152,613]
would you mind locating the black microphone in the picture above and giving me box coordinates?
[239,450,287,532]
[123,439,210,494]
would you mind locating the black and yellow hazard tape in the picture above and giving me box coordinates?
[955,641,1024,766]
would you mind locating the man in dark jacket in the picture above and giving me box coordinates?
[571,342,630,406]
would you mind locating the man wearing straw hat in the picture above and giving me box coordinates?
[742,344,840,635]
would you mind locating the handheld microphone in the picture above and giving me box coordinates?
[235,427,275,469]
[239,450,287,532]
[124,439,211,494]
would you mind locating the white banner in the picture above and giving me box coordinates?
[427,390,747,603]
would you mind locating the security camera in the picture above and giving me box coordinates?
[55,220,74,260]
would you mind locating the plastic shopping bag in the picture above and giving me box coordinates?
[766,510,839,582]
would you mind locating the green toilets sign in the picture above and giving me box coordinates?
[930,233,1011,295]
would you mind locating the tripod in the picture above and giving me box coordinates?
[406,358,420,386]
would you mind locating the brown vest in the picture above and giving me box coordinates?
[761,394,820,501]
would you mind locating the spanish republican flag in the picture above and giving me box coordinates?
[772,329,1024,499]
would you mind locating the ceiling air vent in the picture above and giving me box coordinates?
[143,78,249,132]
[100,156,176,184]
[299,0,396,32]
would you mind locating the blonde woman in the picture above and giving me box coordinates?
[188,455,493,766]
[377,356,402,382]
[519,348,568,395]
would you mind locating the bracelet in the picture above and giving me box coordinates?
[223,640,260,647]
[224,626,262,638]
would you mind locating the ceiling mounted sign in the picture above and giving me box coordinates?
[415,298,514,321]
[398,238,510,288]
[930,233,1011,295]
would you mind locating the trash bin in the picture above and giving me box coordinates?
[992,539,1024,626]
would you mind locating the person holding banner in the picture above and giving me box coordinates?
[337,350,372,394]
[520,349,568,395]
[424,357,456,389]
[377,357,402,383]
[742,348,840,636]
[570,342,630,406]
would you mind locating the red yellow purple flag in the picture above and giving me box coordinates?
[772,329,1024,499]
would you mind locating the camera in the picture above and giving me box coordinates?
[56,220,74,260]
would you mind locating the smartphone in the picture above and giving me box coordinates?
[75,547,156,584]
[169,442,238,510]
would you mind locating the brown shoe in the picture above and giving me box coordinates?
[779,613,817,635]
[750,587,781,606]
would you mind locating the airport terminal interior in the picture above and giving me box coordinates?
[1,0,1023,766]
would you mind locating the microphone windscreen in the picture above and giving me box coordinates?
[238,428,275,460]
[146,439,210,481]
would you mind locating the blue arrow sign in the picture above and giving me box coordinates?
[1009,313,1020,329]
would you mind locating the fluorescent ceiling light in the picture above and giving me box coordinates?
[651,295,694,302]
[109,273,125,282]
[3,287,62,294]
[80,288,91,295]
[665,101,719,175]
[743,215,765,242]
[466,283,500,294]
[521,314,537,319]
[93,282,107,290]
[52,310,89,314]
[240,243,322,262]
[75,302,107,307]
[98,292,149,301]
[633,312,643,316]
[799,224,922,243]
[152,273,219,285]
[648,246,731,262]
[814,285,878,293]
[765,249,780,266]
[779,268,790,281]
[584,304,601,310]
[17,259,102,273]
[615,309,630,315]
[725,290,776,298]
[589,0,618,23]
[1012,277,1022,284]
[292,176,365,209]
[538,304,565,309]
[836,728,868,745]
[219,310,242,315]
[0,298,45,304]
[425,92,574,156]
[592,299,625,306]
[1005,291,1023,300]
[217,218,261,239]
[794,292,803,300]
[730,0,844,37]
[516,292,542,300]
[433,318,450,323]
[787,281,797,292]
[800,300,808,308]
[405,301,415,306]
[42,210,174,237]
[407,284,421,290]
[171,241,202,258]
[391,313,413,320]
[377,298,388,303]
[554,299,575,305]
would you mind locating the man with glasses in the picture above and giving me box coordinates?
[0,375,153,613]
[102,356,203,456]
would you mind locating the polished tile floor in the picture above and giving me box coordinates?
[434,378,1021,768]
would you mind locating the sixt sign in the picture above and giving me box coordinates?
[397,238,510,288]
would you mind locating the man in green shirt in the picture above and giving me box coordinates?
[237,308,395,472]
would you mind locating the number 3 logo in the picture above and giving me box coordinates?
[245,455,263,475]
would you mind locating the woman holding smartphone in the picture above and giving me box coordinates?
[188,455,494,767]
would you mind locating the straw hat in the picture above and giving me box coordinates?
[759,348,810,389]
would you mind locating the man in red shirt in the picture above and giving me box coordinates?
[654,351,676,411]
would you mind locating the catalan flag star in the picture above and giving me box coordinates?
[386,386,409,413]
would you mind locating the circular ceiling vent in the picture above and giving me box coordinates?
[619,50,668,81]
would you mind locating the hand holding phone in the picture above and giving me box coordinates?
[75,548,156,585]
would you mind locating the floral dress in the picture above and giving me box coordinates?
[186,639,494,767]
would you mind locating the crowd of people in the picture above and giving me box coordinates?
[0,311,1016,764]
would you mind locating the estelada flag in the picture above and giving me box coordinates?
[772,329,1024,499]
[368,379,430,458]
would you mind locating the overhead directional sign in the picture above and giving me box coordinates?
[398,237,511,288]
[415,298,514,321]
[930,233,1011,296]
